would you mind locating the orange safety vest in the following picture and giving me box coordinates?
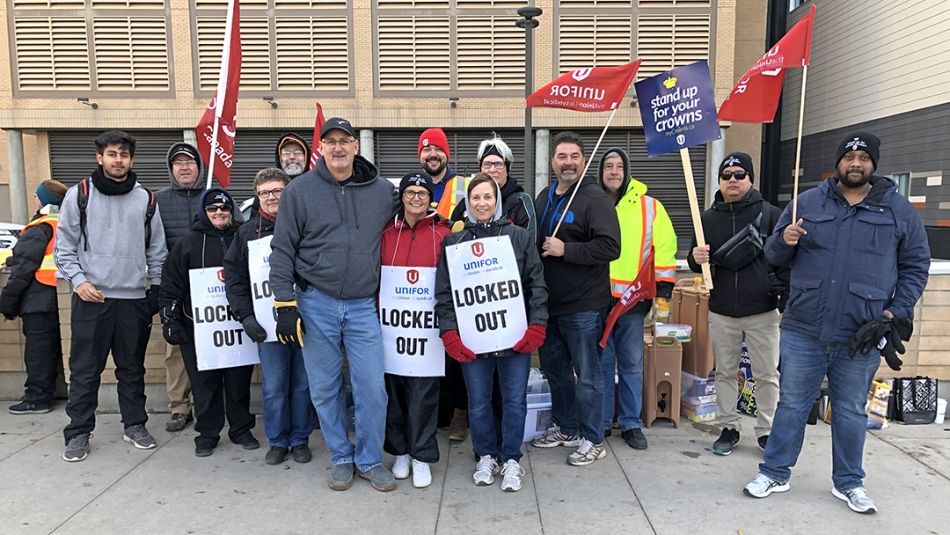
[435,175,470,219]
[21,214,59,287]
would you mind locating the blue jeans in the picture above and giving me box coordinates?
[759,329,880,491]
[460,353,530,463]
[539,308,606,443]
[258,341,313,449]
[601,311,645,431]
[297,287,388,472]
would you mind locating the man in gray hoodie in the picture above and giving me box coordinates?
[270,117,398,492]
[54,130,167,462]
[154,142,204,433]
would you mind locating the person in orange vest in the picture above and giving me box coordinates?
[1,180,68,414]
[418,128,469,221]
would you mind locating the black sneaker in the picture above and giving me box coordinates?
[195,443,215,457]
[265,446,288,465]
[235,434,260,450]
[757,435,769,451]
[291,444,312,463]
[713,428,740,456]
[63,433,91,462]
[8,400,52,415]
[123,425,157,450]
[621,428,648,450]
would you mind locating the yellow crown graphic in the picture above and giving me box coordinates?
[663,77,677,89]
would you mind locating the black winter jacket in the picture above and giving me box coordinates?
[159,192,240,323]
[155,143,206,251]
[435,217,548,359]
[535,179,621,317]
[686,188,790,317]
[0,211,58,316]
[223,213,274,322]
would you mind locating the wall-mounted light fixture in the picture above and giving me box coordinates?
[263,96,278,109]
[77,97,98,109]
[449,97,459,109]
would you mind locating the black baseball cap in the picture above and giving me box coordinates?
[320,117,356,139]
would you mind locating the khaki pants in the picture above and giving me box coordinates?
[709,309,780,437]
[164,343,192,415]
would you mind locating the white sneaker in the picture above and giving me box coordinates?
[473,455,499,486]
[832,486,877,514]
[743,472,790,498]
[500,459,525,492]
[411,459,431,488]
[567,439,607,466]
[531,423,582,449]
[392,454,411,480]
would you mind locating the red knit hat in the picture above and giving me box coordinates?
[418,128,450,161]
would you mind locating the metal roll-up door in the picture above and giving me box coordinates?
[374,129,527,185]
[567,129,706,256]
[230,129,312,204]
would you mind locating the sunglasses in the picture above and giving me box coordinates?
[205,204,231,213]
[720,170,749,180]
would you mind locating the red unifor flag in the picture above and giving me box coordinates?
[526,60,641,112]
[309,102,326,169]
[196,0,241,188]
[718,4,815,123]
[599,251,657,349]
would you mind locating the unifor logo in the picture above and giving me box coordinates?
[217,269,226,283]
[571,68,593,82]
[407,269,420,285]
[845,138,868,151]
[422,138,430,147]
[471,242,484,257]
[676,134,686,145]
[765,44,780,57]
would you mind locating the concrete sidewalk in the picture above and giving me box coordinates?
[1,407,948,534]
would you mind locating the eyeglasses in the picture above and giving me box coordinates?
[172,159,197,167]
[403,190,430,200]
[280,149,304,158]
[257,188,284,199]
[205,204,231,213]
[322,138,355,148]
[720,170,749,181]
[480,161,506,171]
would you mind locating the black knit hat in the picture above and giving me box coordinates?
[202,188,234,211]
[836,131,880,170]
[399,172,434,197]
[718,152,754,179]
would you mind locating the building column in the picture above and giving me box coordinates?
[533,129,550,197]
[7,130,28,225]
[360,129,375,164]
[183,129,197,146]
[707,127,726,206]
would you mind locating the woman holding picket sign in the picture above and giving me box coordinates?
[223,168,314,466]
[434,173,548,492]
[160,188,259,458]
[378,172,453,489]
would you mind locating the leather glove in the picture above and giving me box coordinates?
[849,315,906,371]
[162,320,189,346]
[441,330,476,363]
[241,316,268,344]
[655,297,671,322]
[274,301,305,347]
[145,285,161,316]
[513,324,547,354]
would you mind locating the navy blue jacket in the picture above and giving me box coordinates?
[765,176,930,343]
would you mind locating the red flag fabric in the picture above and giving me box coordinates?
[526,60,641,113]
[196,0,241,188]
[309,102,326,169]
[717,4,815,123]
[599,252,657,349]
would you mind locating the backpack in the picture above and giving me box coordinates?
[77,177,157,251]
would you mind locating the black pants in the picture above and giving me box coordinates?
[438,357,468,426]
[21,311,63,403]
[179,338,255,448]
[64,297,150,444]
[384,374,440,463]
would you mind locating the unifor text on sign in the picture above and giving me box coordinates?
[379,266,444,377]
[189,267,260,371]
[445,236,528,354]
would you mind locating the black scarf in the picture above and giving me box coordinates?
[91,166,137,196]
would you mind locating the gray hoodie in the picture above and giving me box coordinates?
[54,176,167,299]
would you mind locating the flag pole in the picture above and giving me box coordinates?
[206,114,220,190]
[680,147,713,289]
[551,106,619,237]
[790,64,808,222]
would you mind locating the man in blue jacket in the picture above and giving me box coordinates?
[743,132,930,514]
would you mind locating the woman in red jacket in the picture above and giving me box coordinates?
[379,172,452,489]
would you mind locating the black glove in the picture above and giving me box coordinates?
[849,315,906,371]
[275,301,305,347]
[160,302,181,325]
[767,272,788,313]
[880,327,906,371]
[241,316,268,344]
[3,313,15,321]
[162,320,189,346]
[145,286,161,316]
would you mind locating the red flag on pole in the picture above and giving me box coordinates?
[599,252,657,349]
[526,60,641,113]
[196,0,241,188]
[717,4,815,123]
[309,102,326,169]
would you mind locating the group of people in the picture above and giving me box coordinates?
[0,122,930,513]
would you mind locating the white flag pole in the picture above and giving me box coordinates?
[680,147,713,289]
[790,63,808,223]
[206,0,236,190]
[551,106,619,237]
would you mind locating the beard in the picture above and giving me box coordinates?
[283,162,304,176]
[423,158,446,177]
[837,168,872,188]
[557,166,579,184]
[102,165,128,181]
